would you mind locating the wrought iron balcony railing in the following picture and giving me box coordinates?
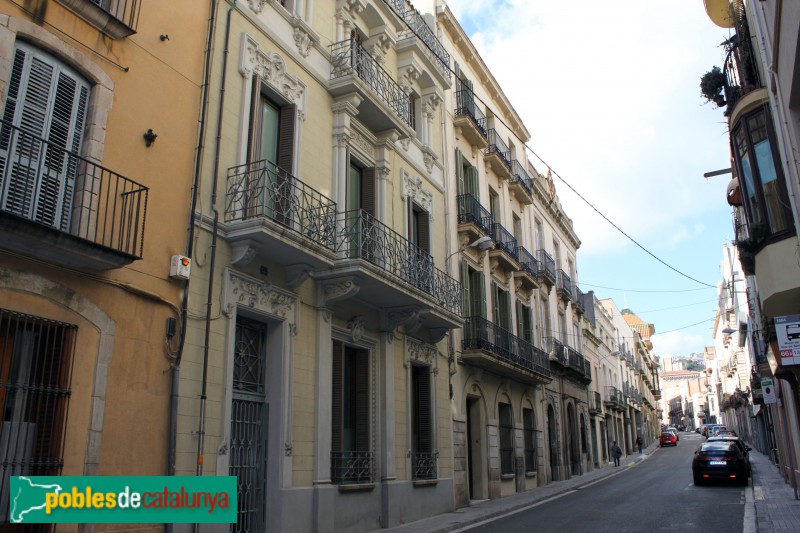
[509,160,534,197]
[381,0,451,80]
[335,210,463,316]
[225,159,338,251]
[59,0,140,39]
[485,129,512,169]
[549,338,567,366]
[605,386,624,407]
[456,193,493,236]
[0,119,148,258]
[589,391,602,414]
[463,316,551,378]
[566,346,589,379]
[330,39,412,127]
[454,89,488,138]
[331,451,373,484]
[556,269,572,301]
[412,451,438,480]
[516,246,540,282]
[572,285,585,314]
[537,249,556,285]
[491,223,518,262]
[723,31,762,110]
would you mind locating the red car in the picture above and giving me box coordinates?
[660,431,678,447]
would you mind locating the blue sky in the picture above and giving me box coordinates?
[437,0,735,356]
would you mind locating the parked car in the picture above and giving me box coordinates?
[717,429,738,437]
[660,431,678,447]
[665,427,680,442]
[693,441,750,485]
[677,424,686,432]
[706,436,752,472]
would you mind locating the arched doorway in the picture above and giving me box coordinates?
[547,404,557,481]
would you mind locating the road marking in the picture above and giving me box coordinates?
[456,491,578,531]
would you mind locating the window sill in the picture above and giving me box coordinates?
[337,483,375,493]
[500,474,515,481]
[412,479,438,487]
[525,472,537,478]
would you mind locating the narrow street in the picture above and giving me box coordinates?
[464,433,746,532]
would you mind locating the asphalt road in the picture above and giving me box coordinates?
[462,432,746,533]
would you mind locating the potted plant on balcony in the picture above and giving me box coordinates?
[700,66,727,107]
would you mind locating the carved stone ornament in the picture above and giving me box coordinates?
[240,34,307,120]
[341,0,366,18]
[246,0,268,13]
[347,316,365,343]
[320,278,360,306]
[293,26,312,58]
[423,150,436,174]
[401,170,434,219]
[408,338,437,365]
[350,129,375,160]
[224,269,298,322]
[286,264,314,289]
[230,240,258,268]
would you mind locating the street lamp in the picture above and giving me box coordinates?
[445,236,494,264]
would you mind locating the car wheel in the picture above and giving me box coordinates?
[694,474,703,486]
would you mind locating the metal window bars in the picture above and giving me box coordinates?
[556,269,572,300]
[454,89,488,138]
[88,0,140,32]
[380,0,451,80]
[456,193,493,236]
[412,451,438,480]
[330,39,413,128]
[0,119,148,258]
[331,451,373,484]
[722,28,762,110]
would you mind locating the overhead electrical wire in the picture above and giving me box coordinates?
[389,6,718,289]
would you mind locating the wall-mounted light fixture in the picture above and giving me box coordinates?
[160,34,170,41]
[144,129,158,147]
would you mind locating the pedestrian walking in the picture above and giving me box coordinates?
[636,435,643,454]
[611,441,622,467]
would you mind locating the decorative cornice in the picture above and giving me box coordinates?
[224,269,298,323]
[240,33,307,120]
[406,338,437,368]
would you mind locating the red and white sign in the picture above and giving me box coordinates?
[775,315,800,366]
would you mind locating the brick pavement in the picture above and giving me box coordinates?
[749,450,800,532]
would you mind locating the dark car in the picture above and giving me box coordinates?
[660,431,678,447]
[706,436,752,471]
[693,441,750,485]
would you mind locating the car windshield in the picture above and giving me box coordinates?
[661,433,673,438]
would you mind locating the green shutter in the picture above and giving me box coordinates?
[461,260,470,317]
[492,282,499,325]
[464,165,479,199]
[455,148,464,195]
[331,340,344,452]
[516,301,524,339]
[477,272,486,319]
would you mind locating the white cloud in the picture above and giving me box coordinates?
[652,330,708,357]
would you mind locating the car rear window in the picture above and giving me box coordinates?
[661,432,674,438]
[699,442,736,454]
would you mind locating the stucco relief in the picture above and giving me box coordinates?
[246,0,268,13]
[401,169,434,219]
[407,337,437,368]
[293,26,312,57]
[240,34,307,120]
[223,269,298,326]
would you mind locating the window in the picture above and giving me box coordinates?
[539,296,551,350]
[559,310,567,344]
[455,149,479,198]
[249,83,295,171]
[461,262,486,319]
[523,408,536,474]
[732,105,793,242]
[516,301,533,343]
[347,160,375,215]
[573,323,581,350]
[0,309,76,525]
[331,340,372,484]
[499,403,514,476]
[492,282,511,331]
[512,214,522,244]
[553,240,561,271]
[489,188,500,222]
[408,202,430,253]
[534,219,544,252]
[411,364,436,480]
[0,42,90,229]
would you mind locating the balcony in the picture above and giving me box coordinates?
[57,0,140,39]
[489,222,519,271]
[625,352,634,368]
[572,285,585,315]
[329,39,412,133]
[604,386,625,411]
[456,193,493,243]
[483,129,513,180]
[461,316,551,383]
[508,161,534,205]
[0,120,148,270]
[588,391,603,415]
[454,90,488,148]
[225,161,462,334]
[514,246,540,291]
[550,340,590,383]
[722,30,763,112]
[385,0,451,85]
[537,250,556,287]
[556,269,572,303]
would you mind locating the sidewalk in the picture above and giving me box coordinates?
[749,449,800,532]
[374,443,659,533]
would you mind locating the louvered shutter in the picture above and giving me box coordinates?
[0,43,88,230]
[417,210,430,254]
[331,340,344,452]
[275,104,296,226]
[360,167,376,216]
[464,165,479,199]
[354,349,370,454]
[416,366,432,454]
[455,148,464,195]
[475,271,486,319]
[247,78,262,165]
[492,282,500,326]
[461,260,470,317]
[516,301,524,340]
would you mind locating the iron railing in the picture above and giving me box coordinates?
[330,39,412,127]
[605,386,624,408]
[331,451,373,484]
[572,285,585,314]
[456,193,493,235]
[463,316,551,378]
[556,269,572,301]
[395,4,451,81]
[566,346,588,378]
[509,160,534,198]
[550,338,567,366]
[589,391,602,414]
[485,129,511,169]
[537,250,556,285]
[723,31,762,110]
[412,451,438,480]
[85,0,141,34]
[226,159,337,250]
[0,119,148,258]
[516,246,540,282]
[491,223,518,262]
[335,210,463,316]
[454,89,488,138]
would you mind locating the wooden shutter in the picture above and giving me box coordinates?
[455,148,464,195]
[492,282,500,325]
[475,271,486,319]
[417,210,430,254]
[461,260,470,317]
[277,104,295,172]
[516,301,525,339]
[354,348,370,453]
[247,77,263,164]
[331,340,344,452]
[361,167,376,216]
[464,165,479,199]
[415,366,432,454]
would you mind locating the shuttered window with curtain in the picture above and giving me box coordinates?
[0,42,90,230]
